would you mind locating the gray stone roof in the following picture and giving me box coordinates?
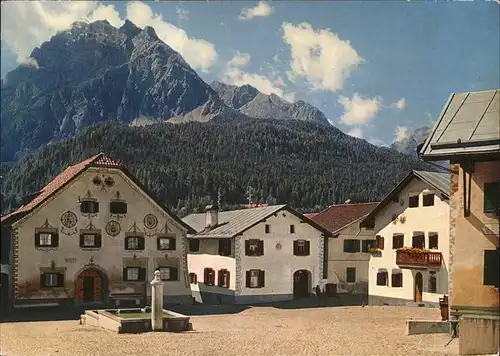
[420,89,500,160]
[413,170,450,197]
[182,205,287,238]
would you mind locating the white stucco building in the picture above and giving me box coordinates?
[0,153,194,311]
[359,170,450,307]
[309,203,378,300]
[182,205,332,304]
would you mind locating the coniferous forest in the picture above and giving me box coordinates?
[1,119,429,216]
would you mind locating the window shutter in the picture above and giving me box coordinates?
[121,202,128,214]
[156,238,161,250]
[95,234,102,248]
[259,240,264,256]
[57,273,64,287]
[170,267,178,281]
[484,182,499,214]
[353,240,360,252]
[40,274,46,288]
[52,233,59,247]
[245,240,250,255]
[343,240,349,252]
[225,270,230,288]
[123,268,128,281]
[34,232,41,247]
[80,233,85,247]
[80,202,86,213]
[170,237,176,250]
[391,274,396,287]
[138,237,145,250]
[259,270,265,287]
[484,249,500,287]
[246,271,251,288]
[139,267,147,281]
[294,241,298,255]
[379,236,384,250]
[211,270,215,285]
[124,237,129,250]
[93,202,99,213]
[305,241,310,256]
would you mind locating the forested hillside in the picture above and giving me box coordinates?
[1,119,430,216]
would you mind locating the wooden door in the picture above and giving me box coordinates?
[414,272,423,302]
[83,276,95,302]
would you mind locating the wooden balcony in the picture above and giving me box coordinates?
[396,249,442,268]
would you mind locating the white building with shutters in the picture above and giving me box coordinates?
[182,204,332,304]
[359,170,451,307]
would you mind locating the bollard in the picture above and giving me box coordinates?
[151,269,164,331]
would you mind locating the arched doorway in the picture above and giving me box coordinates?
[414,272,423,302]
[75,268,106,303]
[293,270,311,299]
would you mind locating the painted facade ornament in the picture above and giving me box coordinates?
[105,220,121,237]
[104,176,115,187]
[144,213,158,230]
[128,221,142,234]
[60,211,78,236]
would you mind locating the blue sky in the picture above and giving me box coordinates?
[1,1,499,146]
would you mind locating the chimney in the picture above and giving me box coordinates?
[205,205,219,229]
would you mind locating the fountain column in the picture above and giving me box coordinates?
[151,269,164,331]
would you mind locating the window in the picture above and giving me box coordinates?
[123,267,146,282]
[294,240,310,256]
[290,224,295,234]
[80,200,99,214]
[412,232,425,249]
[189,273,197,284]
[40,273,64,288]
[392,234,404,249]
[218,269,230,288]
[346,268,356,283]
[157,236,176,250]
[218,239,231,256]
[483,248,500,287]
[265,224,270,234]
[391,272,403,287]
[375,235,385,250]
[376,271,388,286]
[343,239,360,253]
[246,269,264,288]
[428,272,437,293]
[110,201,127,214]
[422,193,435,207]
[361,239,376,253]
[245,239,264,256]
[189,239,200,252]
[428,233,439,250]
[408,195,419,208]
[158,266,178,281]
[35,232,59,247]
[80,233,102,248]
[203,268,215,286]
[125,236,145,250]
[484,182,499,215]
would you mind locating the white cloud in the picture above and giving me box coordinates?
[238,1,273,20]
[348,127,363,138]
[0,1,122,62]
[394,125,409,141]
[175,5,189,21]
[1,1,217,73]
[282,22,363,92]
[222,52,295,102]
[126,2,216,72]
[390,98,406,110]
[338,93,381,126]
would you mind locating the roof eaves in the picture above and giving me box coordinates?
[420,93,455,157]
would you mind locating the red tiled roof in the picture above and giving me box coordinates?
[1,153,118,223]
[310,202,379,233]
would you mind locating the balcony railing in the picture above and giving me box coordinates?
[396,249,442,268]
